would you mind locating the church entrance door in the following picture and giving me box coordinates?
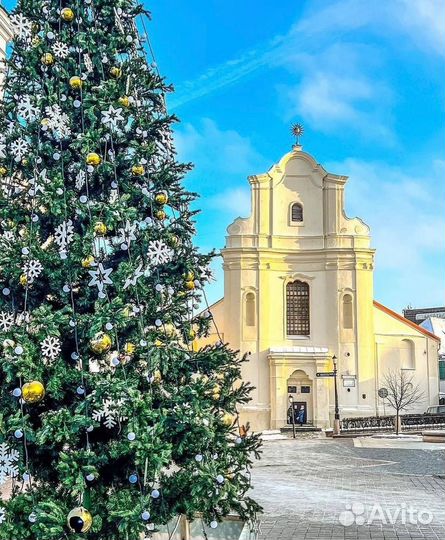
[287,369,313,425]
[288,401,307,424]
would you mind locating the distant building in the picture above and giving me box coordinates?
[0,7,13,93]
[420,318,445,404]
[200,144,441,431]
[403,306,445,324]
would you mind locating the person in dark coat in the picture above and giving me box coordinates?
[297,405,305,426]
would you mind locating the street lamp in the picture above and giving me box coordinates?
[332,355,341,435]
[288,395,296,439]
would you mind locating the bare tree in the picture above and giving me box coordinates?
[383,369,424,434]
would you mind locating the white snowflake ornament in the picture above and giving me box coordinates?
[17,96,39,122]
[92,398,127,429]
[10,138,29,160]
[54,219,74,257]
[0,312,14,332]
[0,506,5,524]
[44,104,71,140]
[146,240,173,266]
[75,170,86,190]
[0,443,19,485]
[41,336,62,363]
[22,259,43,283]
[52,41,69,59]
[10,13,32,41]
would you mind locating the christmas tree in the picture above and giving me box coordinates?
[0,1,261,538]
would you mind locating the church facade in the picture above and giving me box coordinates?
[203,144,440,431]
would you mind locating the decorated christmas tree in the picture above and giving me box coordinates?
[0,1,261,538]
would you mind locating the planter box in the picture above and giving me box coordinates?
[151,514,254,540]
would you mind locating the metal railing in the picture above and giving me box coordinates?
[340,414,445,432]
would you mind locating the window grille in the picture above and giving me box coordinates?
[291,203,303,222]
[286,280,310,335]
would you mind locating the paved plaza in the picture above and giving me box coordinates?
[251,435,445,539]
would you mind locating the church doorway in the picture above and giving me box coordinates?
[287,369,313,425]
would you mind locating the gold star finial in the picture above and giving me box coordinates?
[291,123,304,148]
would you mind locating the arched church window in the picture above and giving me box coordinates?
[291,202,303,222]
[245,292,255,327]
[286,281,310,336]
[343,294,353,329]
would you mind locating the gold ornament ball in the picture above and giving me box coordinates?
[154,339,164,349]
[41,53,54,66]
[189,329,196,340]
[19,273,28,287]
[32,36,41,47]
[21,158,29,166]
[81,255,95,268]
[222,412,235,427]
[60,7,75,22]
[153,369,162,382]
[131,164,145,176]
[22,381,45,404]
[184,271,195,281]
[155,193,168,205]
[31,22,40,34]
[67,507,93,534]
[124,342,136,356]
[86,152,101,167]
[118,96,130,107]
[109,66,122,79]
[185,280,195,291]
[93,221,107,236]
[90,332,112,355]
[0,166,8,177]
[69,76,82,89]
[154,210,166,221]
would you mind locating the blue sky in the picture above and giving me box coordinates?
[4,0,445,312]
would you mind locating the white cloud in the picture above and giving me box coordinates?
[168,36,285,110]
[276,39,396,142]
[207,187,251,217]
[175,118,267,177]
[170,0,444,143]
[396,0,445,56]
[327,157,445,308]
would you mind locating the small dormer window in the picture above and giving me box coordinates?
[291,203,303,222]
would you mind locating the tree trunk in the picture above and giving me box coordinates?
[395,412,402,435]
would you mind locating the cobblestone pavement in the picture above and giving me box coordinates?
[251,435,445,539]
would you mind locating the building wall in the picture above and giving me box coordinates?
[220,146,378,430]
[374,304,439,414]
[420,318,445,399]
